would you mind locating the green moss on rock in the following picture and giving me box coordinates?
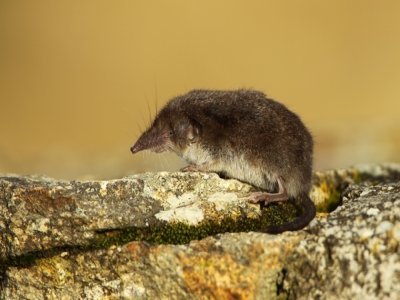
[92,201,298,247]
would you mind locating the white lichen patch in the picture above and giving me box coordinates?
[121,280,146,298]
[98,181,108,197]
[376,221,393,234]
[155,204,204,225]
[355,163,400,177]
[165,192,198,208]
[217,178,250,192]
[379,255,400,295]
[358,228,374,240]
[27,218,50,233]
[392,223,400,242]
[83,285,105,299]
[366,207,380,216]
[208,192,239,211]
[157,171,170,177]
[360,189,372,197]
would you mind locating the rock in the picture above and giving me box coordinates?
[0,164,399,299]
[0,172,262,259]
[284,181,400,299]
[3,232,301,299]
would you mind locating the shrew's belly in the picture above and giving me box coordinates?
[216,155,277,191]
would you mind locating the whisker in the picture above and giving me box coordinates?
[154,81,159,116]
[147,101,153,123]
[139,112,149,130]
[143,93,154,125]
[136,121,144,133]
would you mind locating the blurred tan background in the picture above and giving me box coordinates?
[1,0,399,179]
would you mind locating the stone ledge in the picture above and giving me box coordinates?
[1,164,399,299]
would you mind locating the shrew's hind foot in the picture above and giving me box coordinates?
[248,177,289,205]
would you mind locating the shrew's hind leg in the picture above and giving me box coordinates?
[248,177,289,205]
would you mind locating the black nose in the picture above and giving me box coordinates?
[130,146,135,153]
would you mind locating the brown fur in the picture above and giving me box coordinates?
[131,89,316,233]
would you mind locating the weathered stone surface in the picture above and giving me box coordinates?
[0,172,260,259]
[0,164,370,261]
[284,181,400,299]
[3,232,300,299]
[1,164,399,299]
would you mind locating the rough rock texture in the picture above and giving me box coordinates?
[0,172,260,259]
[3,233,300,299]
[285,181,400,299]
[1,164,399,299]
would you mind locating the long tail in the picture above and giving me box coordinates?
[264,193,316,234]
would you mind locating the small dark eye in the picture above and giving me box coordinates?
[169,130,173,136]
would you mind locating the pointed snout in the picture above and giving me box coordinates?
[130,136,147,154]
[130,129,167,154]
[130,144,140,154]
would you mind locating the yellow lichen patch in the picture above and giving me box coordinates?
[316,212,329,218]
[311,180,341,213]
[34,256,74,287]
[386,223,400,252]
[177,234,299,299]
[180,252,257,299]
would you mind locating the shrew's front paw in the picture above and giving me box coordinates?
[180,164,201,172]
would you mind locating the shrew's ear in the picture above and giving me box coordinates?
[187,117,202,143]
